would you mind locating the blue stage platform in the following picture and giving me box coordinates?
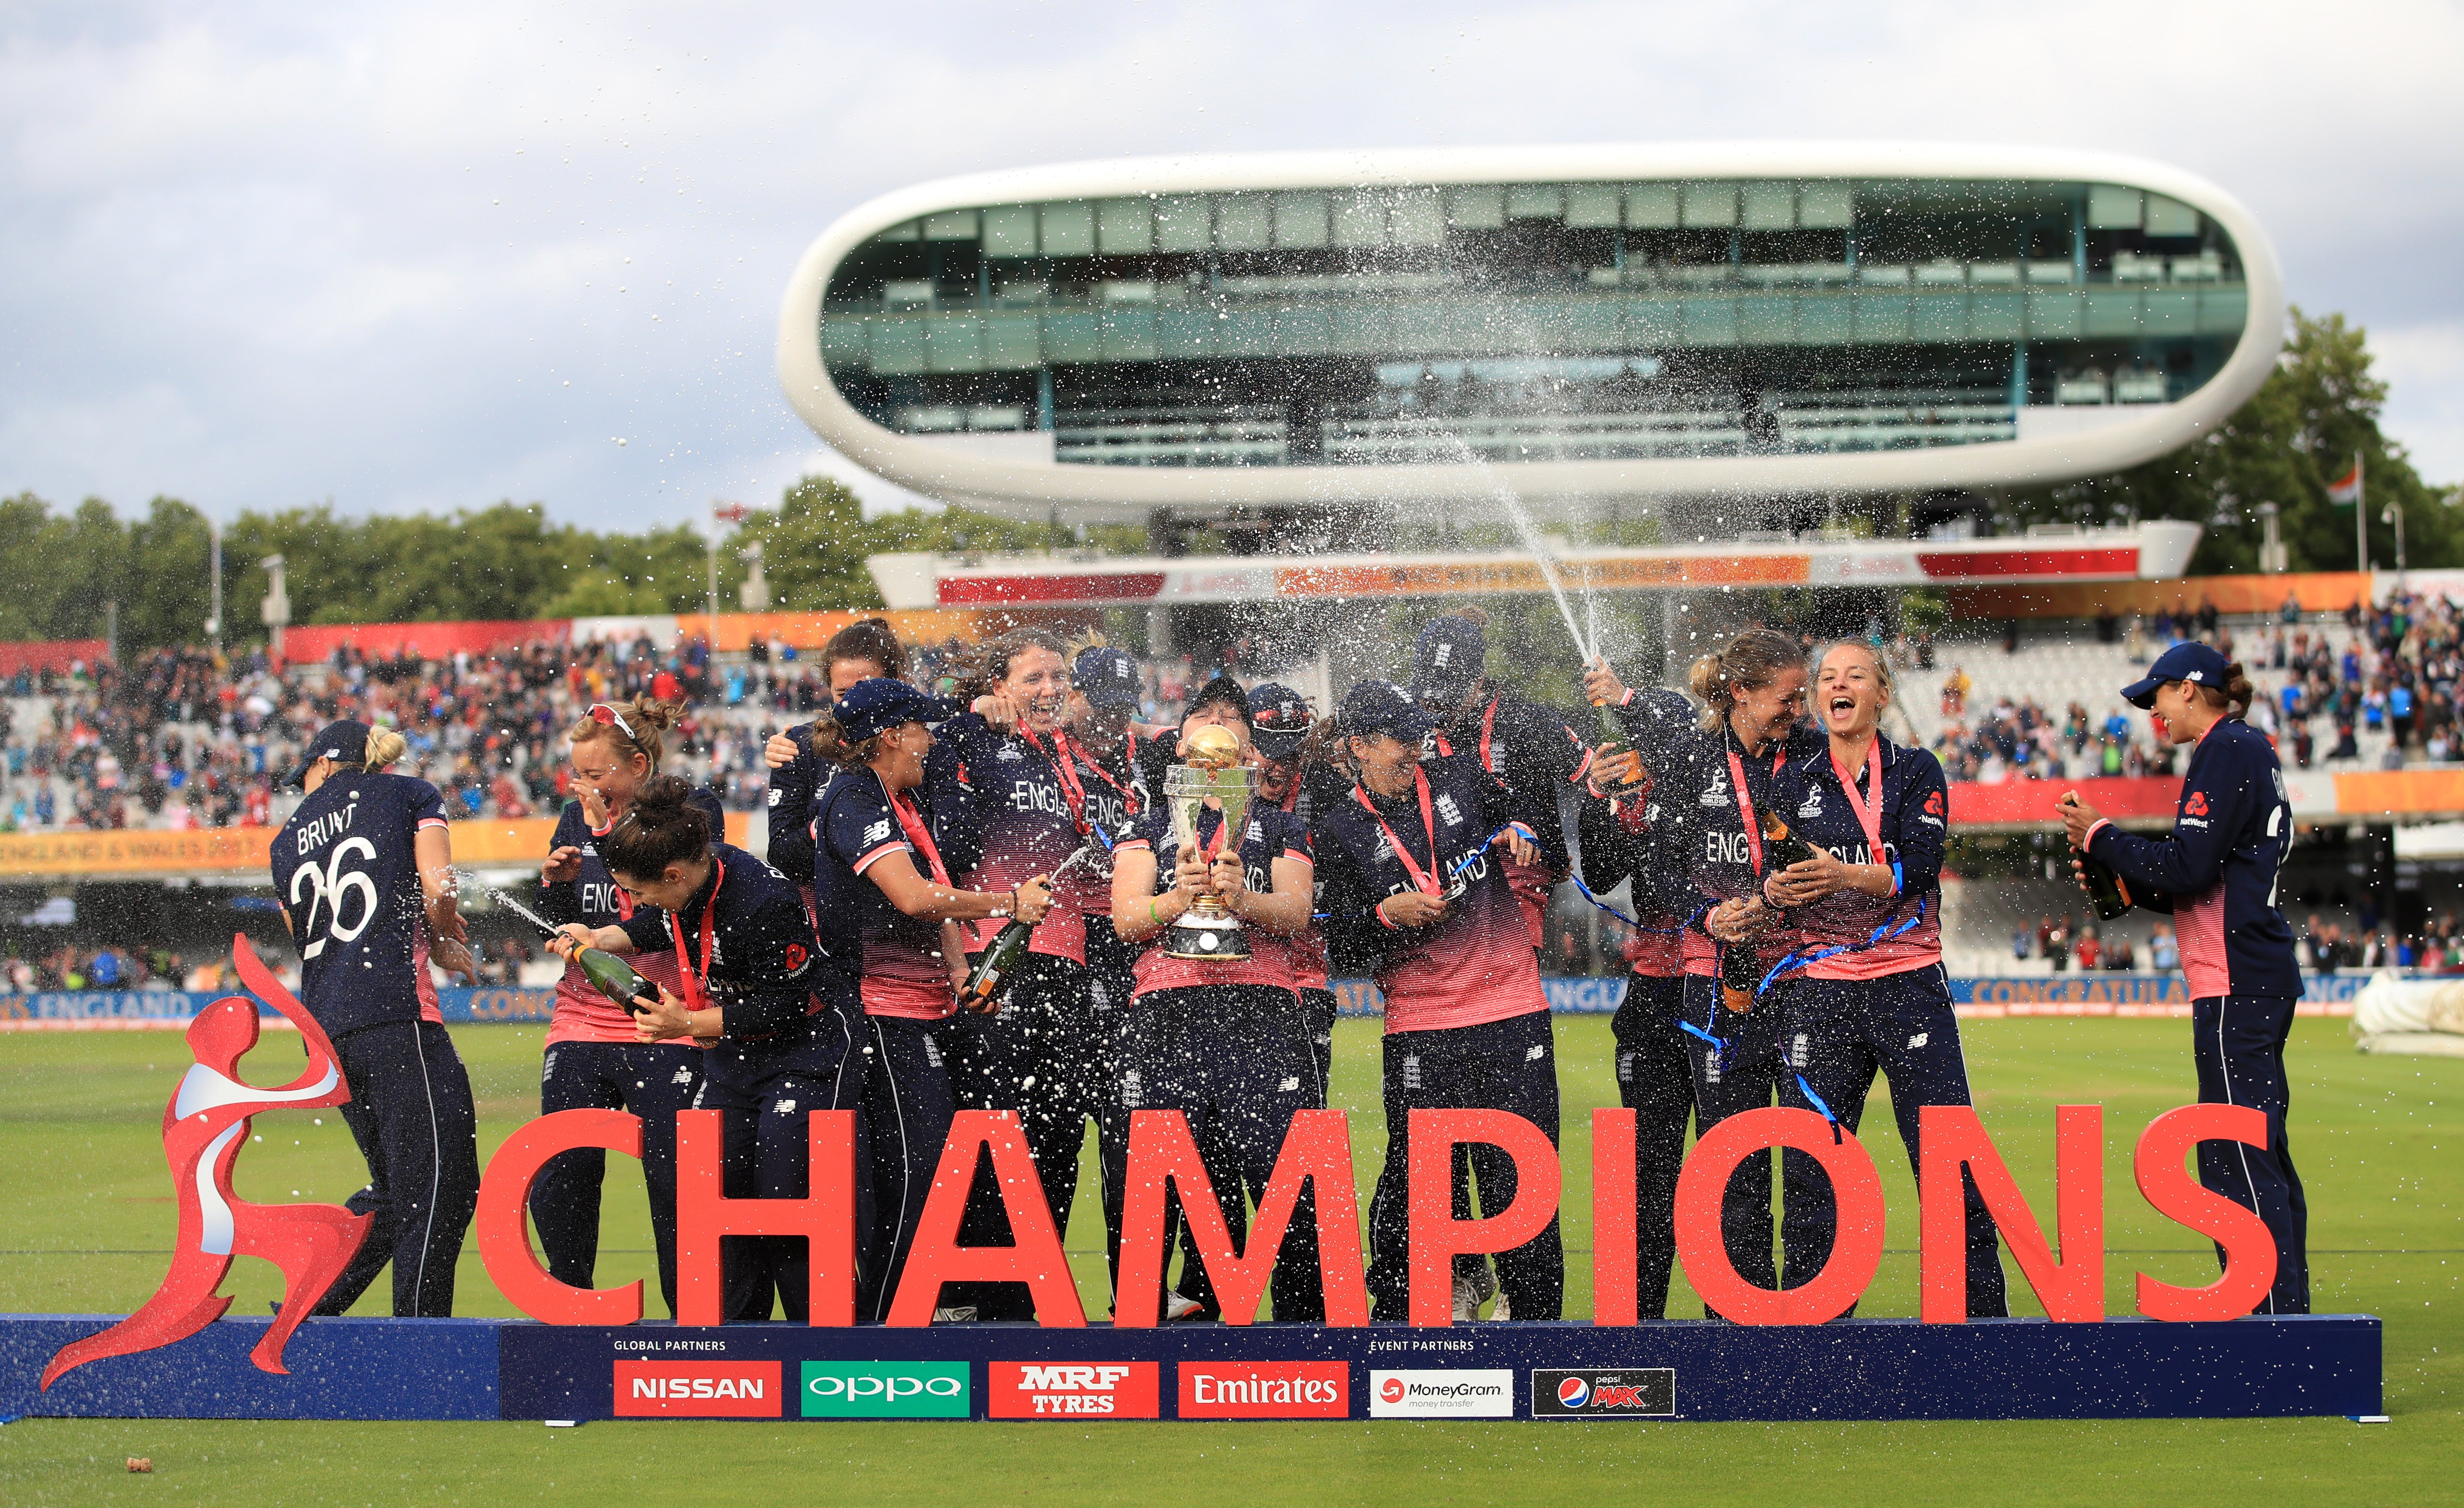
[0,1314,2383,1423]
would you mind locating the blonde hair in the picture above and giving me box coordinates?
[567,696,680,772]
[1815,640,1895,707]
[361,728,408,769]
[1686,628,1806,733]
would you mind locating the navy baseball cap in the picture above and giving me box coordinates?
[1248,683,1313,760]
[833,677,940,740]
[284,720,371,787]
[1073,646,1142,709]
[2120,641,2231,709]
[1411,615,1485,703]
[1341,679,1432,745]
[1183,674,1253,729]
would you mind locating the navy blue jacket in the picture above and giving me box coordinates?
[1766,735,1945,973]
[2085,717,2299,1001]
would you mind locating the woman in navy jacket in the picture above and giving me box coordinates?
[1761,642,2005,1316]
[2059,641,2306,1314]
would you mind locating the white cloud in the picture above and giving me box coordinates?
[0,0,2458,539]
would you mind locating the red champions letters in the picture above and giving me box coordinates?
[1405,1108,1563,1327]
[1115,1109,1369,1327]
[476,1108,648,1326]
[2133,1103,2280,1321]
[673,1107,859,1327]
[1590,1108,1640,1327]
[1674,1107,1885,1325]
[885,1109,1086,1327]
[1919,1105,2104,1323]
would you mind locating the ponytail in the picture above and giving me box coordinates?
[361,728,408,770]
[2195,662,2258,721]
[1687,627,1804,733]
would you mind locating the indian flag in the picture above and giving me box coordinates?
[2326,455,2364,507]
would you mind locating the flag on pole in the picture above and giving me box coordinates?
[2327,455,2364,508]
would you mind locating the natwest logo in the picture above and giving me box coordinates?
[1368,1369,1512,1418]
[1179,1361,1349,1419]
[990,1361,1160,1419]
[1532,1368,1676,1418]
[613,1360,782,1418]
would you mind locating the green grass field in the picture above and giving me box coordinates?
[0,1014,2455,1505]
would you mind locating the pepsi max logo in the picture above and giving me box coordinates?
[1531,1369,1674,1418]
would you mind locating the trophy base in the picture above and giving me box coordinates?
[1163,911,1251,962]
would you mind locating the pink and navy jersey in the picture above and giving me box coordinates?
[1438,692,1591,946]
[925,712,1097,964]
[813,769,958,1021]
[537,791,722,1046]
[1575,782,1700,979]
[1767,736,1945,979]
[1117,803,1311,999]
[271,770,448,1038]
[1653,721,1825,979]
[1315,752,1556,1034]
[2086,718,2299,1001]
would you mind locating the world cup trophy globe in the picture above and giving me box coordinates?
[1163,723,1254,961]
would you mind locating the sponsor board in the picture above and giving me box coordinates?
[989,1361,1160,1419]
[613,1360,782,1417]
[1178,1361,1349,1419]
[801,1360,970,1419]
[1370,1369,1513,1419]
[1533,1368,1676,1418]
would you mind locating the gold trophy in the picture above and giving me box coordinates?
[1163,724,1255,961]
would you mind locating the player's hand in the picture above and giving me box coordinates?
[1173,848,1211,900]
[973,691,1023,731]
[1012,875,1052,926]
[550,924,594,962]
[1378,890,1447,928]
[430,935,477,983]
[1582,656,1627,708]
[2070,855,2096,898]
[1707,897,1773,942]
[634,986,695,1042]
[1767,848,1853,906]
[542,845,583,885]
[577,785,610,831]
[1497,823,1540,867]
[764,730,802,770]
[1209,853,1248,904]
[2055,792,2101,847]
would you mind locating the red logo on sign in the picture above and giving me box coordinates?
[990,1362,1160,1419]
[1380,1376,1406,1404]
[614,1361,783,1417]
[1179,1361,1349,1418]
[2184,792,2209,817]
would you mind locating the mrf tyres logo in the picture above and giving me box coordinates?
[614,1360,783,1418]
[802,1360,969,1419]
[990,1361,1160,1419]
[1369,1369,1513,1418]
[1532,1368,1676,1418]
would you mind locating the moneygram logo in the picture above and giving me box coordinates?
[802,1361,970,1419]
[1179,1361,1349,1419]
[1531,1368,1676,1418]
[990,1361,1160,1419]
[1368,1369,1513,1419]
[613,1361,783,1418]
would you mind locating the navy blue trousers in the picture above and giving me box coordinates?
[1774,967,2007,1317]
[1124,984,1326,1322]
[1367,1010,1564,1322]
[1682,974,1787,1305]
[857,1013,957,1322]
[529,1039,703,1317]
[2193,994,2310,1314]
[694,1009,868,1324]
[316,1020,481,1318]
[1611,974,1694,1320]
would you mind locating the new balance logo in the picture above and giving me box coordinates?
[1526,1044,1546,1062]
[1907,1033,1929,1049]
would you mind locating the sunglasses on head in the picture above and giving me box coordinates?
[587,703,635,740]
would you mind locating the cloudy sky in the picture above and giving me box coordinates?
[4,0,2460,532]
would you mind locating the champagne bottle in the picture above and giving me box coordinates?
[575,945,658,1015]
[2066,790,2135,921]
[959,918,1034,1008]
[1758,807,1815,873]
[1718,935,1761,1017]
[1590,698,1648,795]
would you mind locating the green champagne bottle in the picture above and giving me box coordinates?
[1758,807,1815,873]
[1590,699,1649,796]
[2063,789,2134,921]
[959,918,1034,1008]
[576,945,659,1015]
[1718,935,1762,1017]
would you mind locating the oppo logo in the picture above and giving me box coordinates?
[808,1373,963,1400]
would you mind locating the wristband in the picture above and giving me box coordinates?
[1150,898,1163,925]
